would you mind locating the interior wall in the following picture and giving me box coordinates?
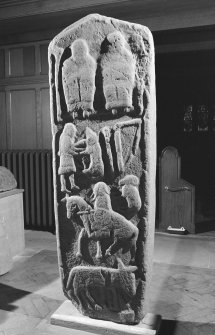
[156,50,215,226]
[0,41,51,150]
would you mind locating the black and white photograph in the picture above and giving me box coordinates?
[0,1,214,335]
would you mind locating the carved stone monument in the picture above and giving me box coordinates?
[49,13,156,330]
[0,166,17,192]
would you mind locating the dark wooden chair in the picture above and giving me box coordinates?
[159,146,195,233]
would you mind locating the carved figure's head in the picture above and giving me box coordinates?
[85,127,98,146]
[71,39,88,60]
[107,31,125,51]
[93,182,110,198]
[63,123,77,138]
[121,184,133,199]
[116,258,137,297]
[61,195,87,219]
[119,175,139,187]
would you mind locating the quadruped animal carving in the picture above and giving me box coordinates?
[80,127,104,181]
[62,194,102,259]
[62,180,139,261]
[90,182,139,260]
[101,31,136,115]
[66,258,137,323]
[62,39,96,118]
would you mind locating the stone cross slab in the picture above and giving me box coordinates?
[49,14,156,325]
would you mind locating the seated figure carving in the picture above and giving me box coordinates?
[101,31,136,115]
[62,39,96,118]
[66,257,137,323]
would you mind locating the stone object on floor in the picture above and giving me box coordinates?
[0,166,17,192]
[51,300,161,335]
[49,13,156,325]
[0,215,12,275]
[0,189,25,257]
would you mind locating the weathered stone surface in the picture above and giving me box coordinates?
[49,13,156,325]
[0,189,25,257]
[62,39,96,117]
[0,166,17,192]
[0,217,13,275]
[101,31,135,113]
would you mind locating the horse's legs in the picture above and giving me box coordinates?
[77,289,91,310]
[76,228,87,258]
[85,284,103,311]
[96,241,102,259]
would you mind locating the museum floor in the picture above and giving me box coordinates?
[0,230,215,335]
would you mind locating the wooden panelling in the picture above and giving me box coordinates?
[9,89,37,149]
[0,41,52,151]
[23,46,35,76]
[40,87,52,149]
[0,91,7,149]
[0,50,5,78]
[40,44,48,75]
[9,48,23,76]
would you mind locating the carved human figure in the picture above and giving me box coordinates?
[90,182,139,260]
[62,39,96,118]
[80,127,104,181]
[58,123,84,192]
[101,31,136,115]
[119,175,142,220]
[66,258,137,321]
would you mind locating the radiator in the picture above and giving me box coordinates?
[0,150,55,232]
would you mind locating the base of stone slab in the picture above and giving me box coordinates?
[50,300,161,335]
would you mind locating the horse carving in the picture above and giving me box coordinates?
[90,182,139,261]
[62,181,139,261]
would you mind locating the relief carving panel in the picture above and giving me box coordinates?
[49,14,156,325]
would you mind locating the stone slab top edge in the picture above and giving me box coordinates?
[0,189,24,199]
[48,13,154,53]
